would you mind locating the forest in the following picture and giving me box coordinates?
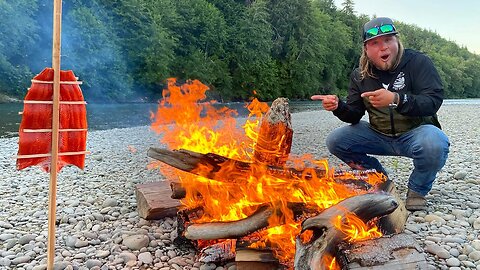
[1,0,479,103]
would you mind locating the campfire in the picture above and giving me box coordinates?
[146,79,405,269]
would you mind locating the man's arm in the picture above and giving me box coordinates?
[332,70,366,124]
[396,54,444,116]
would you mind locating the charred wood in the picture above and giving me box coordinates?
[199,239,237,263]
[173,206,204,247]
[253,97,293,167]
[336,233,427,269]
[294,193,398,270]
[147,148,378,190]
[184,205,275,240]
[375,180,409,234]
[170,182,186,199]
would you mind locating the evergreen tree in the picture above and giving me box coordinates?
[0,0,38,97]
[169,0,231,100]
[228,0,278,100]
[62,1,133,102]
[268,0,329,99]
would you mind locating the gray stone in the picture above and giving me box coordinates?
[118,252,136,263]
[122,234,149,250]
[18,234,38,245]
[453,171,467,180]
[468,250,480,261]
[102,198,118,208]
[85,259,103,269]
[138,252,153,264]
[446,257,460,267]
[11,255,31,265]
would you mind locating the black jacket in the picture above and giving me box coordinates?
[333,49,444,136]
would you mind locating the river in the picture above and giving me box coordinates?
[1,99,479,138]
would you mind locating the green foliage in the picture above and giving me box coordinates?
[397,22,480,99]
[0,0,479,102]
[62,3,133,102]
[168,0,231,99]
[268,0,333,99]
[0,0,38,96]
[227,0,278,101]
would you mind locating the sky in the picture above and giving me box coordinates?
[333,0,480,54]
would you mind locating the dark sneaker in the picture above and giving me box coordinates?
[406,189,427,211]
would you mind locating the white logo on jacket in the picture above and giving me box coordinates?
[392,72,406,91]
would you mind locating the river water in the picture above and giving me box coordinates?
[1,99,479,138]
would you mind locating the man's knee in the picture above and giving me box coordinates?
[326,127,346,154]
[413,128,450,168]
[425,129,449,159]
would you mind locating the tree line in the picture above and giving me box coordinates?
[1,0,479,103]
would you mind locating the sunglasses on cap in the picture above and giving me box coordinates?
[364,24,396,41]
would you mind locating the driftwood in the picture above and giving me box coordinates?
[169,180,368,201]
[253,97,292,167]
[184,205,275,240]
[147,147,312,185]
[134,181,181,219]
[235,247,284,270]
[170,182,187,199]
[147,148,379,189]
[170,181,227,200]
[375,180,409,234]
[336,233,427,269]
[199,239,237,263]
[294,193,398,270]
[181,201,330,242]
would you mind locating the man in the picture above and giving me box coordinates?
[312,17,450,211]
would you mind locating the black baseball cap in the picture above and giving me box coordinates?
[363,17,398,43]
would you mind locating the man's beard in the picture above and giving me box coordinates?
[374,59,393,71]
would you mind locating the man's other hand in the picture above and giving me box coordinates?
[360,88,396,108]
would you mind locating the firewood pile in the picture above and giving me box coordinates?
[138,98,425,269]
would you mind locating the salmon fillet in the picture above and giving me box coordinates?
[17,68,87,172]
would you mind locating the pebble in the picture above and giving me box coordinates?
[123,234,150,250]
[0,105,479,269]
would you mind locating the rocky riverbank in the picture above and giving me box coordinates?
[1,103,479,269]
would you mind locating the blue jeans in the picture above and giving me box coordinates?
[326,121,450,195]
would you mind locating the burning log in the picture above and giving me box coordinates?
[170,182,187,199]
[180,201,327,241]
[147,148,378,189]
[184,205,275,240]
[336,233,427,269]
[253,97,292,167]
[375,180,408,234]
[147,147,300,184]
[199,239,237,263]
[294,193,398,270]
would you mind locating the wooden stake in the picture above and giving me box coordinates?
[22,128,88,133]
[31,79,83,85]
[23,100,87,105]
[47,0,62,268]
[15,151,90,159]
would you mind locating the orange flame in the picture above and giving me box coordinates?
[333,212,382,242]
[150,79,385,265]
[323,254,340,270]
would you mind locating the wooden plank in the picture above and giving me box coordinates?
[135,181,181,220]
[235,248,278,263]
[236,262,282,270]
[235,247,283,270]
[337,233,427,269]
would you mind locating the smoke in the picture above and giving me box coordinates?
[1,1,137,102]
